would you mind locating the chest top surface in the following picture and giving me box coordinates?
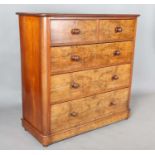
[16,12,140,19]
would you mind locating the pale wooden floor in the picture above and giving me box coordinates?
[0,93,155,150]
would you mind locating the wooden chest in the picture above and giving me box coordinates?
[17,13,139,146]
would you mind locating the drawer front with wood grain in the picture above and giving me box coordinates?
[99,20,136,42]
[51,41,133,74]
[50,64,131,104]
[51,88,129,132]
[51,20,98,46]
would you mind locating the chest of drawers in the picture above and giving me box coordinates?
[17,13,139,146]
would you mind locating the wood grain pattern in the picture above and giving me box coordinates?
[99,20,136,42]
[51,20,98,45]
[51,88,129,132]
[51,41,133,74]
[19,16,43,132]
[50,64,131,104]
[49,110,129,143]
[19,15,51,135]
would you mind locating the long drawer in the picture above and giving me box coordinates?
[50,64,131,104]
[51,88,129,132]
[51,41,133,74]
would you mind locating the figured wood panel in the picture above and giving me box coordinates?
[51,20,98,45]
[51,41,133,74]
[49,110,129,143]
[19,16,42,132]
[99,20,136,42]
[50,64,131,104]
[51,88,129,132]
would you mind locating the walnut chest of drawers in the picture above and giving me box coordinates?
[17,13,139,146]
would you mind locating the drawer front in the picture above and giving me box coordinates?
[99,20,136,42]
[50,64,131,104]
[51,88,129,132]
[51,41,133,74]
[51,20,98,46]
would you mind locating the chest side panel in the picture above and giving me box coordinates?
[19,16,43,132]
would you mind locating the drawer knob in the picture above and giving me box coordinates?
[115,27,123,33]
[70,112,78,117]
[109,102,116,106]
[71,55,81,61]
[71,82,80,89]
[112,75,119,80]
[71,28,81,35]
[113,50,121,56]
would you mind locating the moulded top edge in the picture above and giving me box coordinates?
[16,12,140,18]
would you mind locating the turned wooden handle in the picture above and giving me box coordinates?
[115,26,123,33]
[70,112,78,117]
[109,102,116,106]
[113,50,121,56]
[71,28,81,35]
[71,82,80,89]
[71,55,81,61]
[112,75,119,80]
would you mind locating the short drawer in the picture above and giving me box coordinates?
[50,64,131,104]
[51,88,129,132]
[99,20,136,42]
[51,41,133,74]
[51,20,98,46]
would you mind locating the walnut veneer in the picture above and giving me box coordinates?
[17,13,139,146]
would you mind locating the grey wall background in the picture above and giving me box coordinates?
[0,4,155,106]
